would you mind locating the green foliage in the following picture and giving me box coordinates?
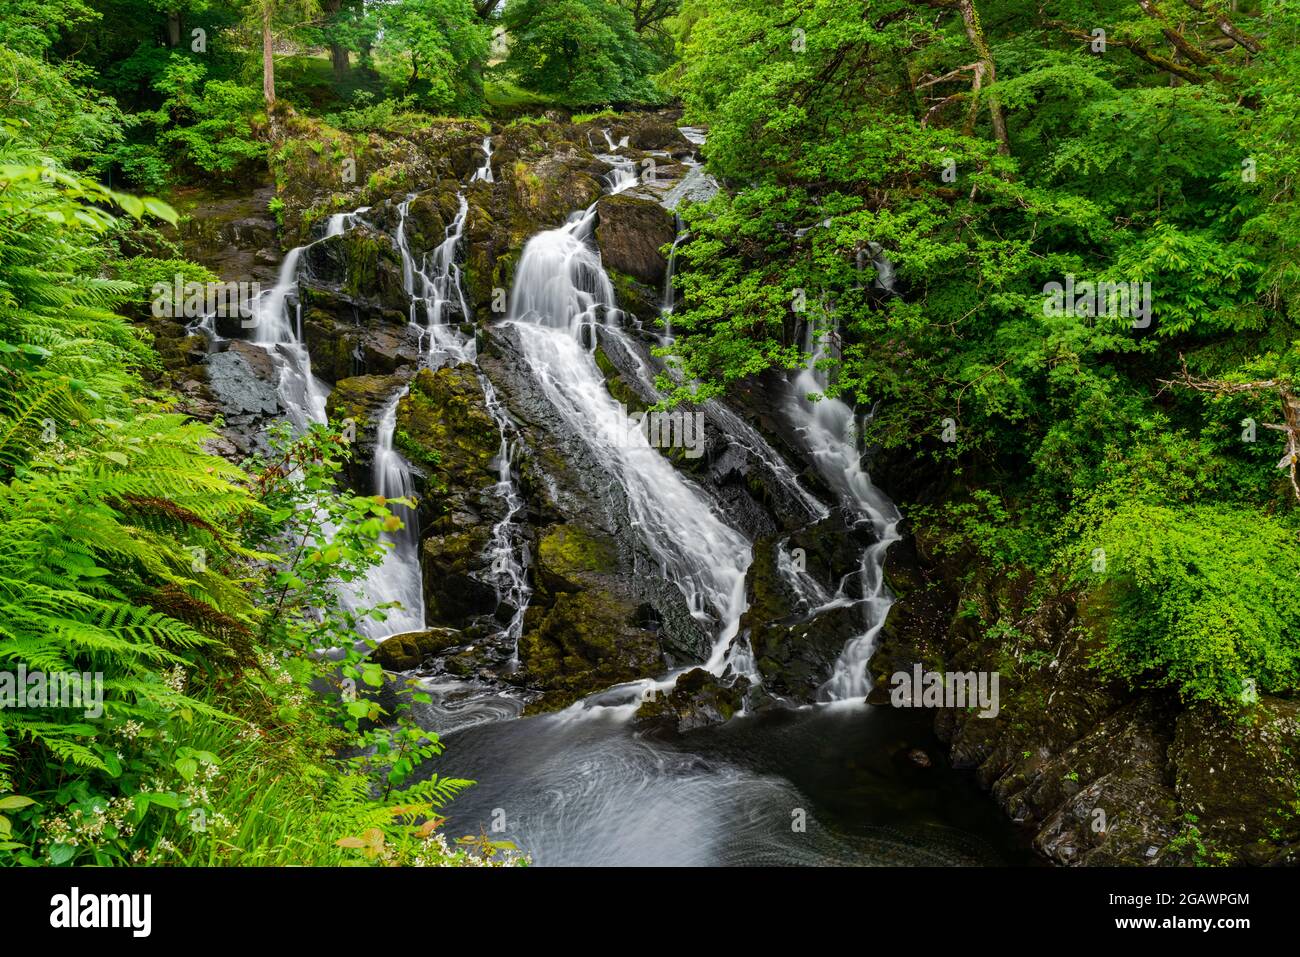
[0,45,126,169]
[150,55,266,180]
[1069,502,1300,708]
[373,0,489,114]
[503,0,664,105]
[0,0,97,56]
[663,0,1300,707]
[111,257,218,307]
[0,114,487,864]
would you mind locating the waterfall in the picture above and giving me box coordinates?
[358,389,425,639]
[601,128,629,151]
[246,247,328,431]
[470,137,494,183]
[391,177,534,655]
[227,208,428,643]
[325,206,369,238]
[598,153,638,195]
[785,321,902,701]
[505,203,753,680]
[395,193,475,366]
[660,214,683,338]
[481,375,531,665]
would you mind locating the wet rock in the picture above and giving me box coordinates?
[178,182,281,286]
[422,526,500,627]
[371,627,463,671]
[299,291,419,384]
[1016,699,1182,866]
[395,365,499,490]
[739,534,868,701]
[873,505,1300,864]
[402,185,462,253]
[633,668,750,735]
[517,523,664,711]
[301,224,409,313]
[606,269,662,326]
[906,747,932,768]
[324,373,405,480]
[625,117,691,152]
[204,341,280,416]
[595,193,676,286]
[1170,698,1300,864]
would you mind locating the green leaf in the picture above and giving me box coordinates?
[47,843,76,865]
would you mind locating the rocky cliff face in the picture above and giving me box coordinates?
[868,457,1300,867]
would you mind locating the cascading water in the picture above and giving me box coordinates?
[359,389,425,639]
[480,374,531,664]
[505,202,753,681]
[786,320,902,701]
[396,193,475,365]
[214,207,427,643]
[325,207,369,238]
[246,247,329,431]
[660,214,684,339]
[390,176,533,655]
[470,137,494,183]
[598,154,638,195]
[392,125,1025,867]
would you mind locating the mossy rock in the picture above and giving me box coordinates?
[592,345,648,414]
[395,365,499,488]
[608,269,661,326]
[519,589,662,712]
[302,308,360,384]
[739,536,864,701]
[595,194,675,286]
[634,668,750,735]
[325,373,402,430]
[1169,697,1300,863]
[421,527,499,627]
[403,185,462,252]
[371,627,463,671]
[501,152,604,247]
[342,228,407,309]
[536,524,617,588]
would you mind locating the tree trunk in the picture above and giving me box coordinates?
[166,11,182,48]
[262,5,276,106]
[331,43,350,79]
[955,0,1010,155]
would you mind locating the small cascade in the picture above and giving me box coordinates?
[357,390,425,640]
[246,247,328,431]
[324,206,369,238]
[480,375,531,665]
[470,136,494,183]
[508,205,620,337]
[785,320,902,701]
[395,192,475,365]
[391,171,533,657]
[601,128,630,151]
[198,205,431,642]
[597,153,638,195]
[774,536,837,617]
[660,214,684,338]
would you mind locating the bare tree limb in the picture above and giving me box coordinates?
[1159,355,1300,502]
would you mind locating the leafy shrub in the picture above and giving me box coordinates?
[1071,502,1300,708]
[151,56,265,181]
